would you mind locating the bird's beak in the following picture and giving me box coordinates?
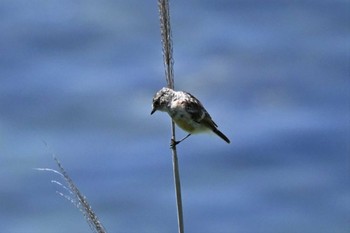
[150,107,156,115]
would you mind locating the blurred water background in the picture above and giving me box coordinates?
[0,0,349,232]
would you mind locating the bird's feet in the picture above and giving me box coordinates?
[170,139,180,149]
[170,134,192,149]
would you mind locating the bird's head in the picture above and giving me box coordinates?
[151,87,174,114]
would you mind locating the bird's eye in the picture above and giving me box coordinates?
[154,99,160,106]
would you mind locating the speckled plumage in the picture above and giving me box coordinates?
[151,87,230,143]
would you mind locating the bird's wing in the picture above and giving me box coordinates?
[184,92,218,128]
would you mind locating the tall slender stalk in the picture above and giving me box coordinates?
[37,154,107,233]
[158,1,184,232]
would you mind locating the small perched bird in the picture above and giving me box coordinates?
[151,87,230,145]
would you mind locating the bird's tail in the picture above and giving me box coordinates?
[213,128,230,143]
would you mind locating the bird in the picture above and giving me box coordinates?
[151,87,230,146]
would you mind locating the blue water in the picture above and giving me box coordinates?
[0,0,349,232]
